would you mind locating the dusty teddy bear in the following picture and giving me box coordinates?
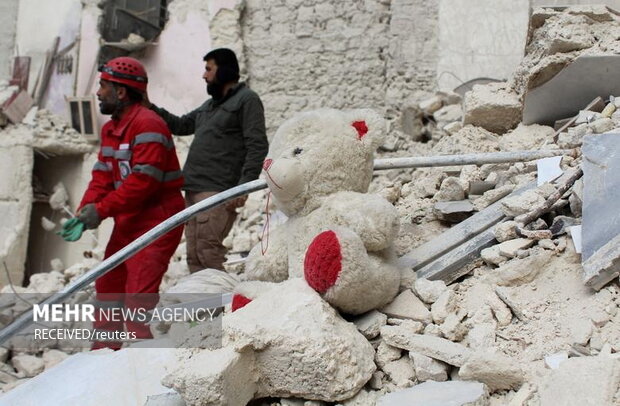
[240,108,401,314]
[163,109,402,404]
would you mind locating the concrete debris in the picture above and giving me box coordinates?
[353,310,388,340]
[413,278,448,304]
[381,289,432,324]
[498,238,535,258]
[144,393,187,406]
[481,245,507,267]
[473,185,514,211]
[431,289,458,324]
[493,221,518,243]
[434,200,475,223]
[463,82,522,134]
[501,189,546,217]
[493,250,554,286]
[382,356,416,388]
[11,354,45,378]
[544,352,568,370]
[42,349,68,371]
[378,380,489,406]
[539,357,620,406]
[434,177,465,201]
[375,341,403,369]
[459,351,524,392]
[409,352,448,382]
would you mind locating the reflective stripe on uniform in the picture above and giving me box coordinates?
[114,181,123,189]
[133,165,182,183]
[93,161,111,171]
[102,146,114,157]
[114,150,132,160]
[133,164,164,181]
[132,132,174,149]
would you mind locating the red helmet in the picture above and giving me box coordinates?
[98,57,148,92]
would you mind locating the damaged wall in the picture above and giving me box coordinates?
[238,0,439,134]
[0,0,19,81]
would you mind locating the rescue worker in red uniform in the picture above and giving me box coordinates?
[76,57,184,350]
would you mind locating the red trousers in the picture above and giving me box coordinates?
[92,195,184,350]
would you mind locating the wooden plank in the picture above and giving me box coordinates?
[2,91,34,124]
[397,182,535,271]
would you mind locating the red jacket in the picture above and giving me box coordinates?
[80,104,184,221]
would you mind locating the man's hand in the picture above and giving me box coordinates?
[77,204,102,230]
[226,196,247,212]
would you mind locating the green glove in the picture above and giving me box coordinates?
[56,218,85,242]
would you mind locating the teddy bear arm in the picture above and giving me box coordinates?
[323,193,399,251]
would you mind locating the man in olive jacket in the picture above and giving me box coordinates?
[148,48,268,272]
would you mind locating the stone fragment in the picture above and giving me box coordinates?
[468,181,495,196]
[439,312,468,341]
[501,190,545,217]
[368,371,384,390]
[42,349,68,370]
[419,96,443,114]
[463,82,522,134]
[494,250,553,286]
[381,289,432,324]
[473,185,515,211]
[434,200,475,223]
[378,380,489,406]
[499,123,555,151]
[413,278,448,304]
[165,279,376,403]
[353,310,387,340]
[11,354,44,378]
[459,351,524,392]
[398,319,425,335]
[431,290,458,324]
[423,323,443,337]
[507,383,536,406]
[432,125,500,155]
[435,177,465,201]
[498,238,535,258]
[443,121,463,135]
[27,271,65,293]
[382,357,416,388]
[550,215,579,237]
[538,239,556,250]
[480,245,508,266]
[400,105,424,142]
[539,357,620,406]
[569,178,583,216]
[0,348,7,363]
[588,117,615,134]
[434,104,462,124]
[485,293,513,327]
[375,341,402,369]
[381,326,471,367]
[409,352,448,382]
[493,221,518,242]
[466,323,496,350]
[339,389,380,406]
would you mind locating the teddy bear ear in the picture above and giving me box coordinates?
[347,109,386,150]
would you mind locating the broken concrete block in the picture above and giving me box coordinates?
[409,352,449,382]
[569,318,594,346]
[381,289,432,324]
[481,246,507,267]
[434,177,465,201]
[434,104,463,124]
[423,323,443,337]
[443,121,463,135]
[463,82,522,134]
[507,383,536,406]
[588,117,615,134]
[353,310,387,340]
[501,190,546,217]
[539,357,620,406]
[434,200,475,223]
[418,96,443,114]
[473,185,515,211]
[498,238,535,258]
[485,293,513,327]
[431,290,458,324]
[499,123,555,151]
[466,323,496,350]
[583,233,620,290]
[375,341,402,369]
[413,278,448,304]
[439,312,468,341]
[550,215,580,237]
[11,354,44,378]
[468,181,495,196]
[368,371,384,390]
[378,380,489,406]
[27,271,65,293]
[167,279,376,403]
[459,351,524,392]
[397,319,425,335]
[382,357,416,388]
[569,178,583,216]
[494,250,554,286]
[381,326,471,367]
[493,221,518,243]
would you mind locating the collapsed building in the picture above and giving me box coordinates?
[0,1,619,405]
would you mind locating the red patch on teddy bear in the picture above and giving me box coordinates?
[304,230,342,293]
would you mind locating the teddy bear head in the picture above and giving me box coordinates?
[262,108,385,217]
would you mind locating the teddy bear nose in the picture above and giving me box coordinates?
[263,159,273,171]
